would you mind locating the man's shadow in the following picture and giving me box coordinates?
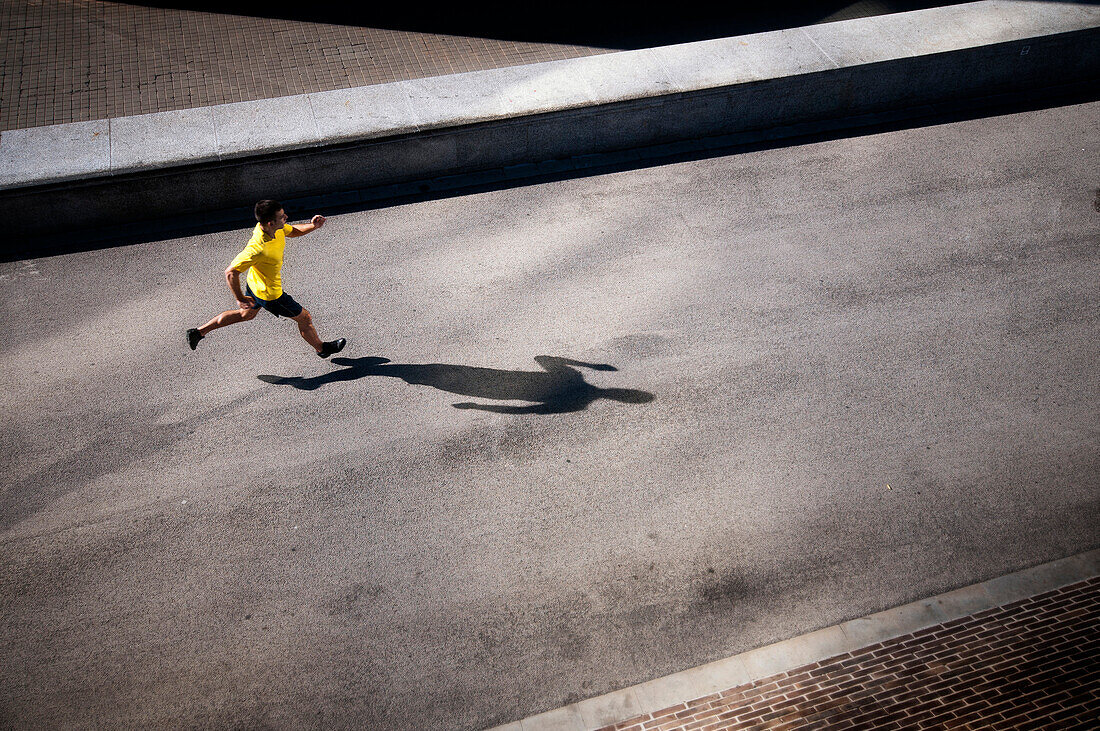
[258,355,654,414]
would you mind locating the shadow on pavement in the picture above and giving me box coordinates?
[258,355,655,414]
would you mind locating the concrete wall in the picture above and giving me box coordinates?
[2,16,1098,243]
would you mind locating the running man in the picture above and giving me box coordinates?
[187,200,346,358]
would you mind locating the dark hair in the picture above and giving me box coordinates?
[254,200,284,223]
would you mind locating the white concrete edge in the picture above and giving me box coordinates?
[494,548,1100,731]
[1,1,1097,190]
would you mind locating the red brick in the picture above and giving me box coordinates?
[786,660,823,675]
[690,716,726,729]
[747,680,782,695]
[713,708,744,722]
[763,720,805,731]
[1071,706,1100,725]
[1012,714,1066,731]
[783,680,825,698]
[693,692,724,706]
[781,669,814,686]
[1049,626,1098,647]
[874,722,908,731]
[1044,704,1095,725]
[670,707,701,721]
[808,659,853,674]
[831,705,904,729]
[848,659,892,678]
[718,686,751,703]
[605,582,1100,731]
[693,705,732,722]
[797,684,842,707]
[649,704,689,720]
[1026,667,1073,689]
[846,643,883,659]
[726,704,769,724]
[903,696,959,719]
[619,721,651,731]
[832,674,877,694]
[653,719,688,731]
[932,615,973,632]
[992,706,1041,726]
[868,686,924,709]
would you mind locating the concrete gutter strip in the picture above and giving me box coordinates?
[491,549,1100,731]
[1,1,1098,238]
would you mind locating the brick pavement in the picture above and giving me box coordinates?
[0,0,615,131]
[596,577,1099,731]
[0,1,951,132]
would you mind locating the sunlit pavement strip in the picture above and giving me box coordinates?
[492,550,1099,730]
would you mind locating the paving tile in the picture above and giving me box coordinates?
[800,14,922,66]
[211,94,321,158]
[0,119,109,187]
[649,37,764,93]
[840,597,947,648]
[489,62,599,116]
[740,626,850,680]
[872,3,1008,53]
[548,49,677,104]
[308,83,420,143]
[519,705,586,731]
[109,107,217,172]
[632,674,702,716]
[673,654,752,702]
[983,554,1098,606]
[923,584,995,622]
[402,69,511,129]
[737,27,838,78]
[1074,547,1100,575]
[573,688,644,729]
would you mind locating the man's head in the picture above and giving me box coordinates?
[254,200,288,235]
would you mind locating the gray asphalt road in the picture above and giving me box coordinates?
[2,101,1098,730]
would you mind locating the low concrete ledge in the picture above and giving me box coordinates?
[493,549,1100,731]
[1,1,1098,241]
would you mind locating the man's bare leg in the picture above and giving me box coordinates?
[294,309,346,358]
[187,305,256,350]
[291,309,324,352]
[198,306,258,336]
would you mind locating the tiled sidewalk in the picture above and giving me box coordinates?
[0,1,614,131]
[0,1,951,131]
[598,578,1099,731]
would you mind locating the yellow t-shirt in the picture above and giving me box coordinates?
[229,223,294,300]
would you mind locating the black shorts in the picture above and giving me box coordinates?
[245,284,304,318]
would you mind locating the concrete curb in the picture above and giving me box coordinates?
[1,1,1098,243]
[491,549,1100,731]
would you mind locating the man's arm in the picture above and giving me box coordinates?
[224,266,253,310]
[287,214,326,237]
